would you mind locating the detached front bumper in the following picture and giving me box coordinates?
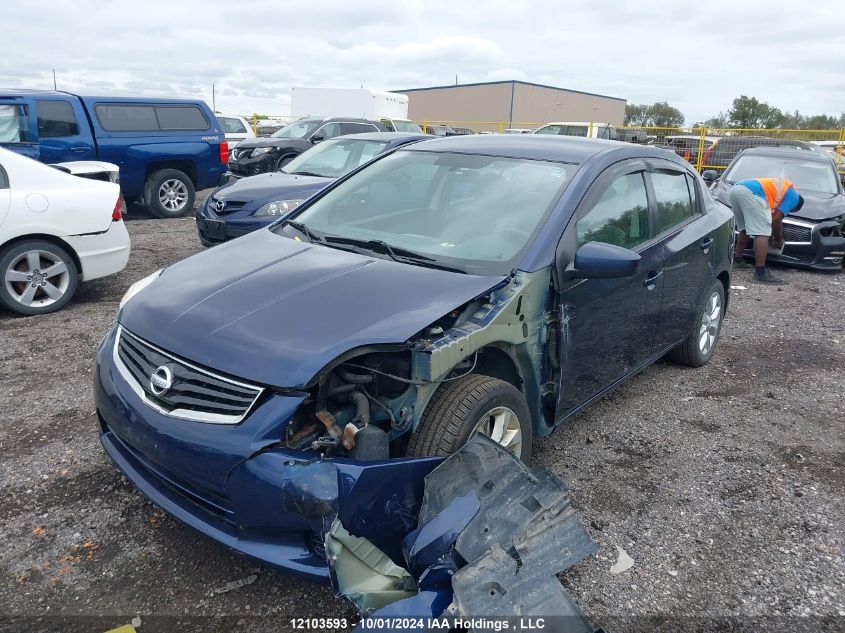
[741,217,845,271]
[94,328,440,581]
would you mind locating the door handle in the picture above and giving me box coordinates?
[642,270,664,289]
[700,237,714,252]
[69,146,88,153]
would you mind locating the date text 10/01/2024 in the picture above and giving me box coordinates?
[290,617,550,630]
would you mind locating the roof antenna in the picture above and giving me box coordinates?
[52,68,57,90]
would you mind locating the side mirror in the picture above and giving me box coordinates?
[702,170,719,184]
[310,135,325,144]
[566,241,641,279]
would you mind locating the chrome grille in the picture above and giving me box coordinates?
[782,223,812,243]
[113,326,262,424]
[231,148,252,160]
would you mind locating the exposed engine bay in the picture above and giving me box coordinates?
[283,268,556,460]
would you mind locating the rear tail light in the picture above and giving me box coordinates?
[219,141,229,164]
[112,194,125,221]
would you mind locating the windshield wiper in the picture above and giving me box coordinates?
[287,171,325,178]
[321,236,467,273]
[281,219,322,243]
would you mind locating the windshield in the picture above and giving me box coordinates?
[271,120,320,139]
[277,150,574,275]
[726,155,840,194]
[283,138,389,178]
[218,116,247,134]
[392,120,423,133]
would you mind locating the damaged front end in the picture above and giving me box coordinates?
[281,268,556,462]
[327,435,599,632]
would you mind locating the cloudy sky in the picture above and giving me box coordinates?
[2,0,843,124]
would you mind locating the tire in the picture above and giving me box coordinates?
[0,239,79,316]
[668,279,725,367]
[275,154,296,172]
[406,374,533,462]
[145,169,196,218]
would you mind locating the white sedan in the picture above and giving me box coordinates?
[0,147,130,315]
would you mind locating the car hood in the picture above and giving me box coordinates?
[217,172,333,202]
[789,190,845,222]
[234,137,310,150]
[119,230,504,388]
[714,182,845,222]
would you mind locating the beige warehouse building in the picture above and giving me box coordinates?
[395,80,626,132]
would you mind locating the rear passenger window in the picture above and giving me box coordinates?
[36,100,79,138]
[652,171,696,233]
[577,173,651,249]
[156,106,208,130]
[0,104,30,142]
[96,105,158,131]
[342,122,379,135]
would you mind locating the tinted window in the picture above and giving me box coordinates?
[577,172,651,249]
[36,100,79,138]
[652,171,695,233]
[0,104,29,142]
[341,122,379,135]
[272,120,320,139]
[95,105,158,131]
[156,106,209,130]
[218,116,248,134]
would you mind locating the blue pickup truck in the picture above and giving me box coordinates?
[0,90,229,217]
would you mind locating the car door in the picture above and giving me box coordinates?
[35,98,96,163]
[646,162,718,349]
[0,159,10,230]
[555,160,665,417]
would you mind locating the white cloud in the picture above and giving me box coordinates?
[1,0,843,124]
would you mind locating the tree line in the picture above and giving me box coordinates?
[625,96,845,130]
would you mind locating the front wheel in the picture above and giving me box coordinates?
[668,279,725,367]
[275,154,296,172]
[406,374,533,461]
[145,169,196,218]
[0,240,79,316]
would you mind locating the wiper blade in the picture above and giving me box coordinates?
[288,171,325,178]
[281,219,322,243]
[322,236,467,273]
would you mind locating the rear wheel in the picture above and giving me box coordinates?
[668,280,725,367]
[0,240,79,316]
[406,374,533,461]
[145,169,195,218]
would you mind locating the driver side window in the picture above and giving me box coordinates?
[313,122,341,140]
[576,172,651,249]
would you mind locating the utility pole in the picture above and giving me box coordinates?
[455,75,458,85]
[52,69,57,90]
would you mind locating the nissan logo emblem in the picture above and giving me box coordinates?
[215,199,225,212]
[149,365,173,396]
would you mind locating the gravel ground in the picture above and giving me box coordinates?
[1,196,843,633]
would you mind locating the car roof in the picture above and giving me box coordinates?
[294,116,380,124]
[333,132,431,143]
[737,146,833,162]
[402,133,682,164]
[0,89,207,106]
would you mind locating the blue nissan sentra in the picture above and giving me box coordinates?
[195,132,429,245]
[95,135,733,581]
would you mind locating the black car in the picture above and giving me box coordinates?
[228,117,386,176]
[700,136,819,172]
[707,146,845,270]
[197,132,429,244]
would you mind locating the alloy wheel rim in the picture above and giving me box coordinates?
[4,250,70,307]
[158,179,188,212]
[698,291,722,356]
[472,405,522,456]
